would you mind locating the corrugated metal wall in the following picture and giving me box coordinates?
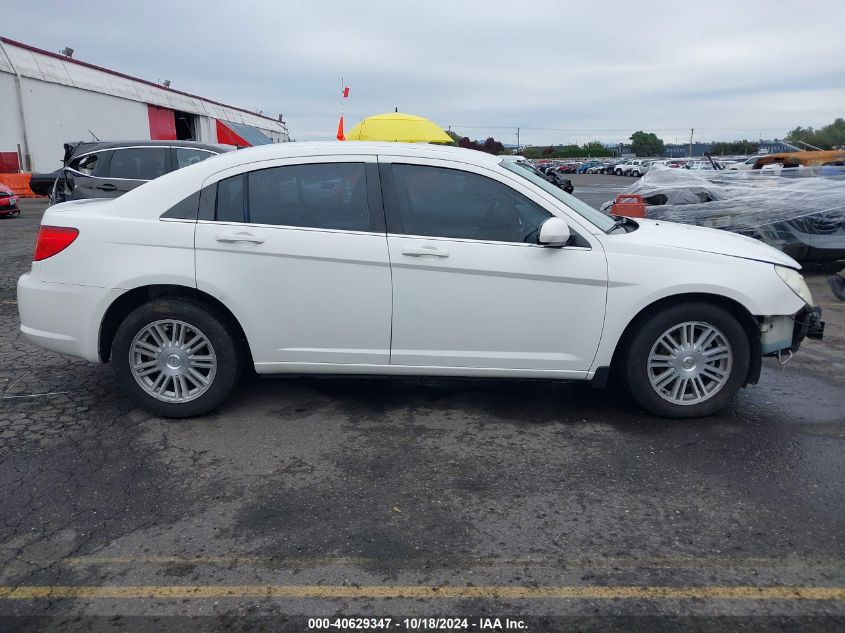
[0,38,289,172]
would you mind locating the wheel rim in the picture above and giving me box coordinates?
[647,321,733,405]
[129,319,217,403]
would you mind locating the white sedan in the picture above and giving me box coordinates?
[17,142,823,418]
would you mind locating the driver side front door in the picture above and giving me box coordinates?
[381,158,608,375]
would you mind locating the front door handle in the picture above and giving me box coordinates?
[401,246,449,258]
[96,183,117,191]
[215,232,265,244]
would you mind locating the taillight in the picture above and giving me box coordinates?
[34,226,79,261]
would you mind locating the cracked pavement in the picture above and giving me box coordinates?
[1,194,844,631]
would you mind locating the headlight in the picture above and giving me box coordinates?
[775,265,814,306]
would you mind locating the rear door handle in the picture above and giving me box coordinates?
[96,183,117,191]
[401,246,449,258]
[215,231,265,244]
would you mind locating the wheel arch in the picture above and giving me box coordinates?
[98,284,253,365]
[606,292,762,387]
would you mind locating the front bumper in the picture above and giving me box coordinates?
[760,306,824,357]
[792,305,824,351]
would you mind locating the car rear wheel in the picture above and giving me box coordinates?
[622,302,750,418]
[615,169,623,176]
[112,298,244,418]
[631,170,640,177]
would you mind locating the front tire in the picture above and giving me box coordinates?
[112,298,244,418]
[622,302,750,418]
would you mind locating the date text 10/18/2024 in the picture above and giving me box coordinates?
[308,617,528,630]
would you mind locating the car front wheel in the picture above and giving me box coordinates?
[112,298,244,418]
[622,303,750,418]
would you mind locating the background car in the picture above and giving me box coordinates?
[601,167,845,262]
[506,158,575,194]
[546,170,575,193]
[725,156,761,171]
[50,140,232,204]
[617,159,650,177]
[29,170,62,196]
[0,182,20,217]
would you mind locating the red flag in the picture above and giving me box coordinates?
[342,87,350,98]
[336,115,345,141]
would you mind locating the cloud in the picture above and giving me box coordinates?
[4,0,843,146]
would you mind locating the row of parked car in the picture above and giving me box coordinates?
[534,151,845,181]
[535,158,728,178]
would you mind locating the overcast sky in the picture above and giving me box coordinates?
[4,1,844,147]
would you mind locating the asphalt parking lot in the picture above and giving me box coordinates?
[1,183,844,631]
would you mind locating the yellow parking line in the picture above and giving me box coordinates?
[0,585,843,601]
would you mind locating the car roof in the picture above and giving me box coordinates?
[179,141,503,175]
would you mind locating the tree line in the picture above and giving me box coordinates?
[786,117,845,150]
[444,116,844,157]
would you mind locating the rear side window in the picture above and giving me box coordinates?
[388,164,551,243]
[248,163,369,231]
[109,147,168,180]
[216,174,245,222]
[175,147,215,169]
[70,152,110,177]
[212,163,371,231]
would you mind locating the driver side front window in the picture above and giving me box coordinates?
[389,164,551,243]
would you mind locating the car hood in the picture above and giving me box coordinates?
[622,218,800,268]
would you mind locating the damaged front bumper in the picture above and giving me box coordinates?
[791,305,825,350]
[760,306,824,357]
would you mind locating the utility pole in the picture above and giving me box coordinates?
[689,128,694,158]
[516,127,520,153]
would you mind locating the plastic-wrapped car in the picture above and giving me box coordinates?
[601,166,845,262]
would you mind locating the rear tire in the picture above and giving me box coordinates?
[622,302,750,418]
[112,298,244,418]
[615,169,623,176]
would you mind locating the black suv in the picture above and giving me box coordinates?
[43,140,230,203]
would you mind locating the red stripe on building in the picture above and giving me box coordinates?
[216,120,251,147]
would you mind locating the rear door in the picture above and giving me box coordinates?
[66,151,112,200]
[194,156,392,369]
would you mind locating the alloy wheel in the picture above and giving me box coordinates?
[129,319,218,403]
[647,321,733,405]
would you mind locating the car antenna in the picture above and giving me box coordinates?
[88,130,100,141]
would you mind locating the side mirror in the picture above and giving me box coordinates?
[537,217,571,247]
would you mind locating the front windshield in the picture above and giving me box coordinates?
[501,159,616,232]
